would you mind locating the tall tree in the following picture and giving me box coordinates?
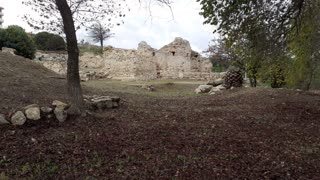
[89,22,114,52]
[204,38,235,72]
[197,0,307,40]
[23,0,172,114]
[23,0,126,114]
[197,0,305,87]
[287,0,320,90]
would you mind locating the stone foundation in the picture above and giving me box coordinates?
[35,37,223,81]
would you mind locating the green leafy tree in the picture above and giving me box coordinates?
[204,38,235,72]
[197,0,307,41]
[34,31,66,51]
[287,0,320,90]
[46,34,66,51]
[0,25,36,59]
[259,55,291,88]
[198,0,303,88]
[0,29,5,48]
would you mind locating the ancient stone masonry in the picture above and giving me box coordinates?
[36,37,224,81]
[153,37,213,79]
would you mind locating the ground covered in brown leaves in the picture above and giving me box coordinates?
[1,52,320,179]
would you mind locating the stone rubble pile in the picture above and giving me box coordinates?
[195,70,244,95]
[84,95,121,112]
[0,101,68,126]
[0,95,120,126]
[2,47,16,55]
[141,84,156,91]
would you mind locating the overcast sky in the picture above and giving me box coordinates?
[0,0,218,52]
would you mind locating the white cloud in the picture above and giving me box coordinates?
[0,0,219,53]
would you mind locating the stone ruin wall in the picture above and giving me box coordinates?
[35,37,224,81]
[102,48,157,80]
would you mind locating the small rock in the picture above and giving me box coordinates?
[195,85,213,94]
[142,85,156,91]
[106,100,114,109]
[195,88,202,94]
[210,87,221,92]
[207,78,223,86]
[209,92,216,95]
[216,84,226,90]
[111,96,121,103]
[91,96,111,102]
[23,104,39,110]
[54,106,67,122]
[52,100,69,109]
[112,102,119,108]
[8,130,16,135]
[11,111,27,126]
[86,95,121,111]
[40,107,53,114]
[210,84,226,93]
[25,107,41,120]
[2,47,16,55]
[0,114,9,125]
[47,114,54,119]
[141,84,148,89]
[148,86,156,91]
[31,137,37,143]
[96,99,113,110]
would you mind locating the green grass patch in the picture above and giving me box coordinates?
[79,44,103,55]
[83,79,207,97]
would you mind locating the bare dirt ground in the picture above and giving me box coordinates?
[1,52,320,179]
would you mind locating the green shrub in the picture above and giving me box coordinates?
[33,32,66,51]
[79,42,103,55]
[0,25,36,59]
[0,28,5,48]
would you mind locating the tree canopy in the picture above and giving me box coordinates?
[199,0,320,89]
[88,22,114,52]
[33,31,66,51]
[23,0,127,34]
[197,0,306,40]
[0,25,36,59]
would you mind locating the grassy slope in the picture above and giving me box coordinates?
[0,52,68,112]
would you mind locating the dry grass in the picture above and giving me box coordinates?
[83,79,206,97]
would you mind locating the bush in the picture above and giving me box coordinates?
[0,29,5,48]
[33,32,66,51]
[0,25,36,59]
[79,42,103,55]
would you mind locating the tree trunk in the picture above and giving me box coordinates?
[100,38,103,53]
[249,75,257,87]
[305,69,315,90]
[55,0,84,115]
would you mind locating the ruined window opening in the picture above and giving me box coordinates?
[186,53,189,57]
[194,54,198,58]
[152,52,155,56]
[171,51,175,56]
